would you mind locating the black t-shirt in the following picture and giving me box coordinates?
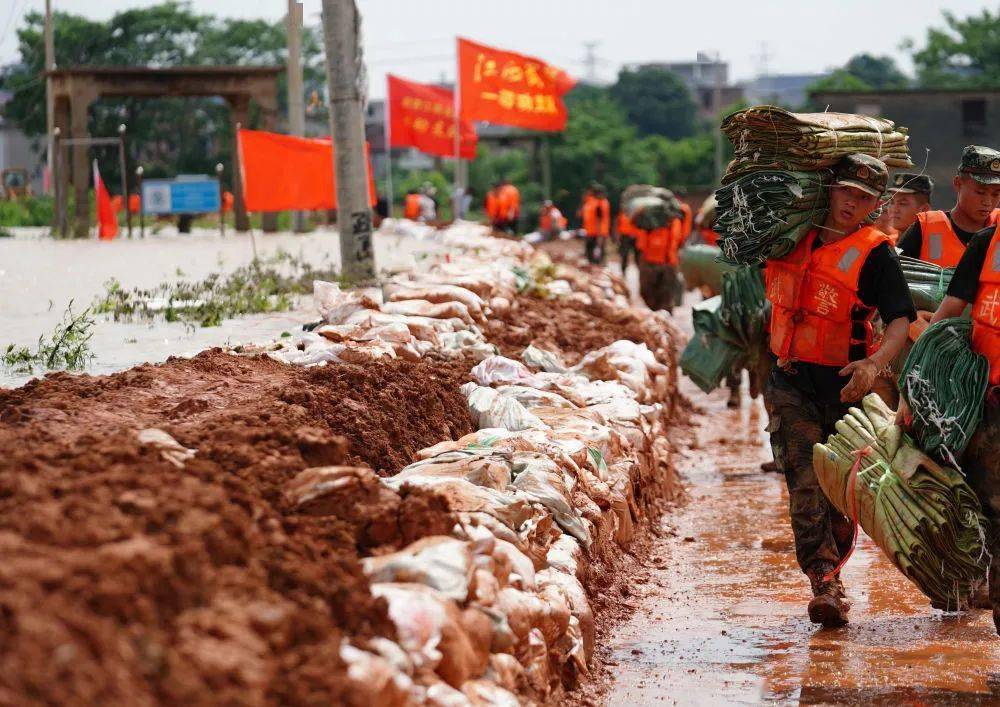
[897,211,980,258]
[771,240,917,403]
[946,227,998,303]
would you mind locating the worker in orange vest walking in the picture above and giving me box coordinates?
[897,146,1000,266]
[636,214,684,312]
[763,154,915,628]
[538,200,567,240]
[615,208,639,272]
[905,149,1000,627]
[580,184,611,264]
[496,178,521,234]
[403,189,422,221]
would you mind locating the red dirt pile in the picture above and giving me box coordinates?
[0,349,474,704]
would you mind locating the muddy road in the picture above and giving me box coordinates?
[584,374,1000,705]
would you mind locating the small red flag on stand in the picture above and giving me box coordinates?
[93,160,118,240]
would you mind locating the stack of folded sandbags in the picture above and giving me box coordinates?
[621,184,683,231]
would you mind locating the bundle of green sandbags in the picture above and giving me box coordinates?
[678,244,735,293]
[715,170,828,264]
[622,184,682,231]
[721,106,913,183]
[899,256,955,312]
[899,317,989,468]
[814,394,988,610]
[680,296,742,394]
[679,267,770,392]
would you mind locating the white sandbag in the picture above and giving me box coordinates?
[362,536,474,602]
[494,385,576,410]
[384,477,536,531]
[314,280,381,323]
[511,452,591,546]
[394,450,513,491]
[382,299,476,326]
[339,642,413,707]
[461,680,520,707]
[521,344,568,373]
[470,356,532,385]
[493,538,536,589]
[461,384,548,432]
[385,283,487,320]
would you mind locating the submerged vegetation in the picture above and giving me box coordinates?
[93,250,342,329]
[2,301,95,373]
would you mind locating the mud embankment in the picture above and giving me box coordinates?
[0,224,685,705]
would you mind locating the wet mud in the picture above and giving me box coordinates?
[573,377,1000,706]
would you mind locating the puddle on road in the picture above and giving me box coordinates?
[604,379,1000,706]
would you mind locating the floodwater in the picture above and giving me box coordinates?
[601,375,1000,705]
[0,224,432,388]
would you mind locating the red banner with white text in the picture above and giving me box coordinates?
[457,37,575,131]
[388,74,477,159]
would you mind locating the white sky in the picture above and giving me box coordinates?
[1,0,994,98]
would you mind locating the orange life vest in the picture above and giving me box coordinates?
[971,226,1000,386]
[917,211,966,267]
[404,193,422,220]
[582,197,610,237]
[617,212,635,237]
[700,227,719,246]
[989,208,1000,227]
[539,206,565,232]
[498,184,520,220]
[641,218,683,266]
[679,202,693,241]
[765,227,890,367]
[883,226,900,246]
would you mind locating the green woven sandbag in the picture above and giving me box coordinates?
[681,296,742,393]
[814,393,988,610]
[718,266,770,354]
[679,244,736,293]
[899,317,989,468]
[899,256,954,312]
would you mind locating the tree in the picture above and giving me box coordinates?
[908,9,1000,88]
[0,2,325,192]
[843,54,908,89]
[643,134,716,190]
[609,66,697,140]
[807,69,873,94]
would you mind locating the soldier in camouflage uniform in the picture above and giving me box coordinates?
[763,154,916,627]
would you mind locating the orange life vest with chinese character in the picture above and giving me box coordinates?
[971,226,1000,386]
[404,193,422,220]
[917,211,966,267]
[641,218,683,266]
[582,196,610,237]
[765,227,890,367]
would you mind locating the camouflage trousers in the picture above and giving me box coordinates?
[961,398,1000,605]
[638,261,681,313]
[763,369,853,574]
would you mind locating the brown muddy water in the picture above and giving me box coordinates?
[0,225,431,388]
[597,374,1000,706]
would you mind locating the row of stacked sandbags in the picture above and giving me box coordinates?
[239,221,680,704]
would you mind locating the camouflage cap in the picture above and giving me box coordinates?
[832,153,888,197]
[888,172,934,196]
[958,145,1000,185]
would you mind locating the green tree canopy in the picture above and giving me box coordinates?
[807,69,873,94]
[609,66,697,140]
[843,54,909,89]
[908,9,1000,87]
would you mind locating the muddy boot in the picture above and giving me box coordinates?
[806,565,850,627]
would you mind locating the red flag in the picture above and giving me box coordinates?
[237,129,377,212]
[93,160,118,240]
[457,37,575,131]
[388,74,477,159]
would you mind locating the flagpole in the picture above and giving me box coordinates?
[453,38,462,219]
[384,79,394,219]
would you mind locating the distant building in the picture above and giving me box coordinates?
[631,53,745,119]
[811,88,1000,209]
[745,73,830,110]
[0,89,45,194]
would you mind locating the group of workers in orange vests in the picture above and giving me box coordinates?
[484,179,521,233]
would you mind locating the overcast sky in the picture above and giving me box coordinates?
[1,0,994,98]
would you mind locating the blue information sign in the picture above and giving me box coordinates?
[142,176,221,215]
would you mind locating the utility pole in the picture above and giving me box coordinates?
[321,0,375,282]
[45,0,55,195]
[583,41,600,83]
[713,52,724,186]
[287,0,306,232]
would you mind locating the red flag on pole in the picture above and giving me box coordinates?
[457,37,575,131]
[387,74,477,159]
[93,160,118,240]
